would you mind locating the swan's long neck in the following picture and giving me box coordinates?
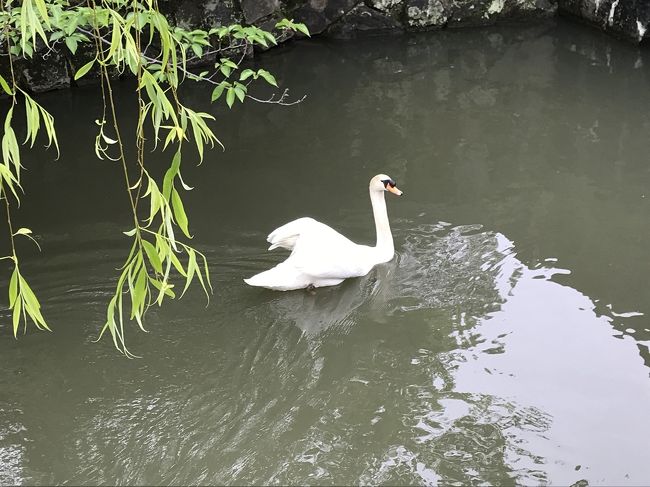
[370,188,394,262]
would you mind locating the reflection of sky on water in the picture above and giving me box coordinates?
[0,409,25,486]
[264,222,650,485]
[409,225,650,485]
[452,240,650,485]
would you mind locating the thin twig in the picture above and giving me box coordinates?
[247,88,306,106]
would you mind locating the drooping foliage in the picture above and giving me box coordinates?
[0,0,308,355]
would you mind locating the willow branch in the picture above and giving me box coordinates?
[88,0,140,235]
[2,189,17,260]
[2,3,19,262]
[75,26,305,106]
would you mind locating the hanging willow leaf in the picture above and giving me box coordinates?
[8,267,18,308]
[74,58,96,80]
[1,0,306,353]
[171,188,190,238]
[7,263,50,338]
[19,0,50,55]
[2,112,22,181]
[12,299,22,337]
[24,95,40,148]
[0,75,13,96]
[142,239,162,274]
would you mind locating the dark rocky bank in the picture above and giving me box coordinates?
[4,0,649,93]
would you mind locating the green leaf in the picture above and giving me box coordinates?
[262,30,277,45]
[49,31,65,42]
[2,108,22,180]
[74,58,95,80]
[0,74,13,96]
[169,250,187,277]
[149,277,175,299]
[275,19,310,37]
[147,183,162,225]
[142,240,163,274]
[12,299,22,338]
[211,82,228,102]
[9,268,18,308]
[171,189,191,238]
[295,23,311,36]
[14,227,41,250]
[226,87,235,108]
[275,19,290,29]
[19,275,49,331]
[194,254,210,299]
[131,266,147,318]
[22,42,33,58]
[191,43,203,58]
[220,64,232,77]
[163,151,181,199]
[201,253,213,294]
[239,69,255,81]
[221,58,238,69]
[258,69,278,87]
[23,95,39,147]
[102,133,117,145]
[233,85,245,103]
[34,0,51,29]
[181,248,197,297]
[65,36,78,55]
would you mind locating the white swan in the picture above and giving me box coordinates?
[244,174,403,291]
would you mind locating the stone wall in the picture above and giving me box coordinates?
[4,0,650,93]
[1,0,557,93]
[164,0,557,38]
[558,0,650,43]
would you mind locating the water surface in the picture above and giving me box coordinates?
[1,19,650,485]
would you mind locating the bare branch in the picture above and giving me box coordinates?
[246,88,307,106]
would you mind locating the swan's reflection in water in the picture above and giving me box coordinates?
[249,222,650,485]
[262,224,517,342]
[264,276,375,339]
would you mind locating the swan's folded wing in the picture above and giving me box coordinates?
[290,230,369,280]
[296,256,368,280]
[266,217,317,251]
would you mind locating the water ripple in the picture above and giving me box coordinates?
[2,221,649,485]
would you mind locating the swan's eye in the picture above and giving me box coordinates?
[382,179,396,188]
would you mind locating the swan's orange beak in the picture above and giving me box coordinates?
[388,185,403,196]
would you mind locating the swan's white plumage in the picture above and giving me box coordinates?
[244,174,402,291]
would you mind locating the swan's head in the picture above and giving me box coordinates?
[371,174,403,196]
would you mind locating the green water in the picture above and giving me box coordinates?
[1,19,650,485]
